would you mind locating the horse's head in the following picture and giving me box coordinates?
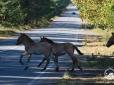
[106,32,114,47]
[40,36,54,45]
[16,33,26,45]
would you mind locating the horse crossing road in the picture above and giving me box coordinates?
[0,4,101,85]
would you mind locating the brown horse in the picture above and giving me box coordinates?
[106,33,114,47]
[16,33,52,71]
[39,36,83,71]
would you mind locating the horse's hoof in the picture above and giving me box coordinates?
[78,67,83,72]
[19,61,24,65]
[37,64,40,67]
[69,68,74,72]
[55,68,59,72]
[40,69,45,71]
[24,66,29,70]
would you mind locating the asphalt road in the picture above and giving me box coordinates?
[0,4,103,85]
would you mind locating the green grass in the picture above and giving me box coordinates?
[82,59,114,69]
[0,17,51,37]
[0,30,16,37]
[0,25,26,37]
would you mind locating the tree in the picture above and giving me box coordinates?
[0,0,26,26]
[0,0,70,27]
[71,0,114,29]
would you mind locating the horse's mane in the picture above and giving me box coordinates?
[22,34,35,44]
[43,37,55,45]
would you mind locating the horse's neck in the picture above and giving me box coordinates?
[47,39,55,45]
[23,39,35,49]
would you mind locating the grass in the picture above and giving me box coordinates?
[91,28,114,42]
[57,55,114,85]
[62,71,71,79]
[0,22,48,38]
[0,30,16,37]
[80,46,114,55]
[81,56,114,69]
[79,27,114,55]
[57,27,114,85]
[0,24,33,38]
[0,17,52,37]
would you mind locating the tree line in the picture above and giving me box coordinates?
[0,0,70,27]
[71,0,114,29]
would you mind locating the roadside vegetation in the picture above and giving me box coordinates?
[71,0,114,56]
[0,0,70,36]
[71,0,114,44]
[71,0,114,29]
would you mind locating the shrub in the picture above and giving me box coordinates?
[71,0,114,29]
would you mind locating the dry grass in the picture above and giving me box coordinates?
[80,28,114,56]
[91,28,113,42]
[80,46,114,55]
[58,28,114,85]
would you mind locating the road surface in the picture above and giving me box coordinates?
[0,4,103,85]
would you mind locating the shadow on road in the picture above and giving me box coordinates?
[0,3,109,85]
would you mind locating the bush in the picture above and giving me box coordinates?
[0,0,70,27]
[71,0,114,29]
[0,0,26,26]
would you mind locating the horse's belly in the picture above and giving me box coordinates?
[56,52,66,56]
[28,49,42,55]
[54,50,66,56]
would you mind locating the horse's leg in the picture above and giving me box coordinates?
[74,57,83,72]
[41,57,50,71]
[65,49,75,71]
[26,54,32,63]
[24,54,32,70]
[19,51,28,65]
[69,54,83,72]
[37,57,46,67]
[52,55,59,72]
[71,57,75,71]
[40,48,52,71]
[71,56,83,71]
[19,54,24,65]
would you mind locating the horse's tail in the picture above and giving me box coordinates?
[73,45,83,55]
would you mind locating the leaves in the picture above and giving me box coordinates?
[71,0,114,29]
[0,0,70,26]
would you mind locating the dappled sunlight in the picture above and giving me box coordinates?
[0,3,113,85]
[80,45,114,55]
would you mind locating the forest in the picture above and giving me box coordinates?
[0,0,114,34]
[0,0,70,28]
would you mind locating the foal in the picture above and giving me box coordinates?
[16,33,52,71]
[39,36,83,71]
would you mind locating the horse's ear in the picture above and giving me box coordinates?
[112,32,114,35]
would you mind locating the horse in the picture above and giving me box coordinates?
[106,32,114,47]
[16,33,53,71]
[39,36,83,71]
